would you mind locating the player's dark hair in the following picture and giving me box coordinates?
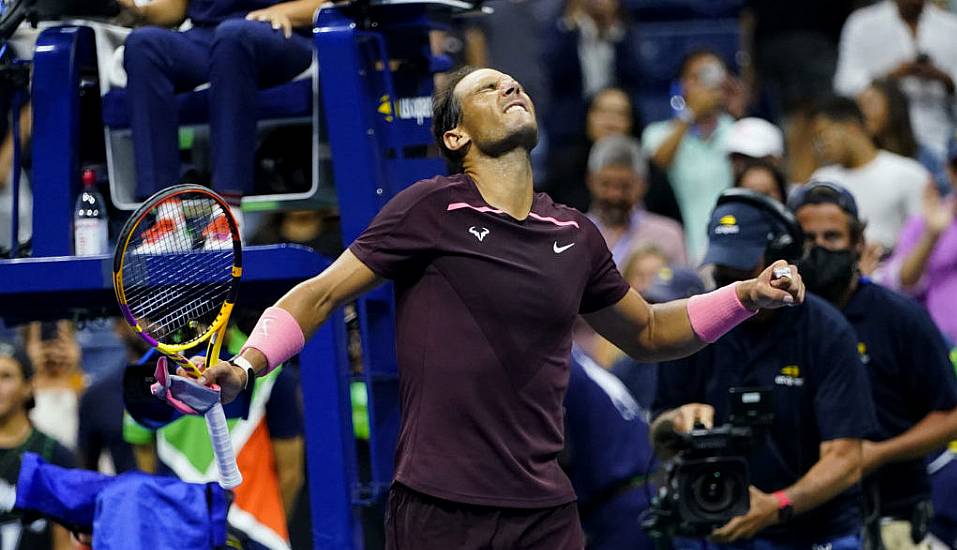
[433,65,480,172]
[811,95,866,127]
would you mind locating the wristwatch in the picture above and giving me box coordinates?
[772,490,794,522]
[227,355,257,391]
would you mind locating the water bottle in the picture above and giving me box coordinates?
[74,169,109,256]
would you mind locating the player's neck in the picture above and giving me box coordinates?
[0,412,32,448]
[465,149,534,219]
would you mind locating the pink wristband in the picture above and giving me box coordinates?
[686,283,757,343]
[240,306,305,375]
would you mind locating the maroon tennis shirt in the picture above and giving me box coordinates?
[349,173,630,508]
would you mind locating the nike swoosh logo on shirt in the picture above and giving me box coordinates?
[553,242,575,253]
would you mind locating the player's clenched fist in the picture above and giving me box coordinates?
[735,260,805,311]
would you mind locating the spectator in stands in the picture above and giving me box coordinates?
[249,208,343,259]
[735,158,788,203]
[740,0,856,182]
[0,339,75,550]
[76,320,141,474]
[586,135,686,267]
[562,345,655,550]
[725,117,785,180]
[118,0,322,204]
[880,143,957,344]
[653,192,875,549]
[543,86,682,222]
[642,49,734,263]
[834,0,957,164]
[790,181,957,550]
[810,96,928,252]
[543,0,640,149]
[23,321,84,453]
[857,77,949,194]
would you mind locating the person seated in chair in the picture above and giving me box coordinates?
[118,0,321,206]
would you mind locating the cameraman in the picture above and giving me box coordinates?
[652,190,876,549]
[789,181,957,550]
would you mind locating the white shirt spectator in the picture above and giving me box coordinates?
[812,150,928,250]
[834,0,957,160]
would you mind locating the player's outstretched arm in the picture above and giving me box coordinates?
[583,260,805,362]
[198,250,384,403]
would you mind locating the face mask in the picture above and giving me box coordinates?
[797,246,856,304]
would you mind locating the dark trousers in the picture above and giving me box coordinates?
[123,21,313,198]
[385,483,584,550]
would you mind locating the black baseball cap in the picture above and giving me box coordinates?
[786,180,859,219]
[703,200,783,270]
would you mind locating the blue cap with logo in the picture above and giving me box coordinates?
[642,266,706,304]
[702,201,783,270]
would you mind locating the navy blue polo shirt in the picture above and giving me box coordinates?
[843,279,957,517]
[564,347,656,507]
[654,294,877,544]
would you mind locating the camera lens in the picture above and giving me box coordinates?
[690,467,737,514]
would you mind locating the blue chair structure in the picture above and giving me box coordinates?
[0,1,468,547]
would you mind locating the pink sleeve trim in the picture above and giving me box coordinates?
[240,306,306,375]
[686,283,757,343]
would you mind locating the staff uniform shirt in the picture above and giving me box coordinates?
[349,173,631,508]
[564,347,655,508]
[843,279,957,516]
[654,294,876,544]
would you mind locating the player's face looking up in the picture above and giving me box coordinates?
[444,69,538,160]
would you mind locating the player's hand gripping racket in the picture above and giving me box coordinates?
[112,184,243,489]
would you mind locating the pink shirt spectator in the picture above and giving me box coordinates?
[882,197,957,343]
[587,208,688,267]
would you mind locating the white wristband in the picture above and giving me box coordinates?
[229,355,256,390]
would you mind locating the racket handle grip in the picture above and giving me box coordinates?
[205,402,243,490]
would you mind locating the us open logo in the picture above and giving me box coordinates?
[714,214,740,235]
[378,95,432,125]
[775,365,804,387]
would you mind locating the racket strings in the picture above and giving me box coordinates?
[120,193,237,344]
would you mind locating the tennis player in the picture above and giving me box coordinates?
[198,66,805,549]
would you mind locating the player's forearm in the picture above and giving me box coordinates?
[779,438,862,516]
[872,408,957,465]
[633,300,707,361]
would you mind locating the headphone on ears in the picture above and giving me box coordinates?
[715,188,806,265]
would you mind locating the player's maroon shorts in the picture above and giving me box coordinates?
[384,483,584,550]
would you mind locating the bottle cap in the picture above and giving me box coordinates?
[82,169,96,188]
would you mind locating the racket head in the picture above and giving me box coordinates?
[113,185,243,357]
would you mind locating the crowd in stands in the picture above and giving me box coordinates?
[3,0,957,549]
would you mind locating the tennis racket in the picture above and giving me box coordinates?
[113,184,243,489]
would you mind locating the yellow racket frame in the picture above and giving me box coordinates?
[113,185,243,377]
